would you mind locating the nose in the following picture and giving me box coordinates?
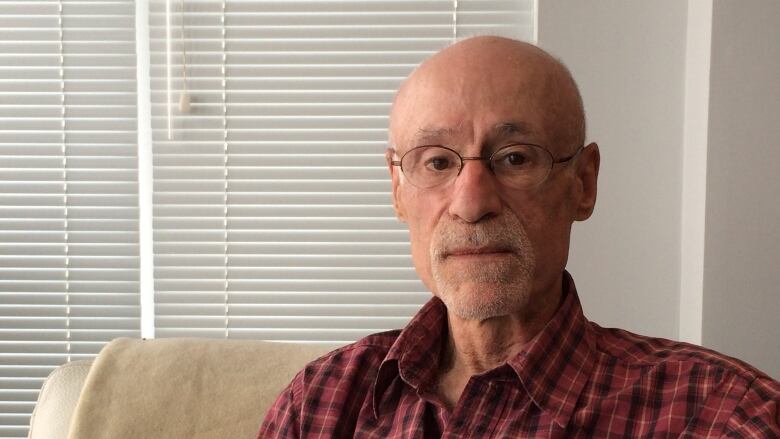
[447,158,502,223]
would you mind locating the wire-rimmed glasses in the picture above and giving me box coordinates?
[390,143,584,189]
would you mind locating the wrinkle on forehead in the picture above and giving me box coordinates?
[413,122,537,141]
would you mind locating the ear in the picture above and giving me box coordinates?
[386,149,407,223]
[573,142,600,221]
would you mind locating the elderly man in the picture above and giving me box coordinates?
[259,37,779,438]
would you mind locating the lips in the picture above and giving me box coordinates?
[446,246,513,257]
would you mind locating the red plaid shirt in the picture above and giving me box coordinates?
[259,272,780,438]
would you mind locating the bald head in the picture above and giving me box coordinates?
[390,36,585,155]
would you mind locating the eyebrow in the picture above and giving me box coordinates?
[492,122,534,137]
[411,127,458,145]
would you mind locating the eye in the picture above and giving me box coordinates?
[424,156,454,171]
[496,150,533,169]
[504,152,528,166]
[493,144,541,171]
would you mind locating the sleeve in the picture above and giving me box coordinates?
[257,372,303,439]
[723,375,780,438]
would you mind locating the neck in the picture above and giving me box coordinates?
[434,276,564,409]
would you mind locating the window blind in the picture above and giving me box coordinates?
[148,0,534,342]
[0,1,139,437]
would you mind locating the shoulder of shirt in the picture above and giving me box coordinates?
[295,329,401,375]
[588,321,775,384]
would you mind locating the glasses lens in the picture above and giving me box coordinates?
[490,144,552,188]
[401,146,460,188]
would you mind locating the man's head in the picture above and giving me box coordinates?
[387,36,600,322]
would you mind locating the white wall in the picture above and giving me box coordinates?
[702,0,780,379]
[537,1,688,340]
[537,1,780,379]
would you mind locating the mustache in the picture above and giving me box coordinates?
[431,217,527,260]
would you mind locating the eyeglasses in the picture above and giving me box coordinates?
[390,143,584,190]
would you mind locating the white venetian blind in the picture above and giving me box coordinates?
[0,1,139,437]
[149,0,534,342]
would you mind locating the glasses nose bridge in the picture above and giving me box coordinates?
[457,155,494,176]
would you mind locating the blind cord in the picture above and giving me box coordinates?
[165,0,172,139]
[178,0,191,113]
[453,0,458,42]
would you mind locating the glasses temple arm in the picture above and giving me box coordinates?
[553,145,586,165]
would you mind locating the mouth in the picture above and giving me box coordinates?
[445,246,514,258]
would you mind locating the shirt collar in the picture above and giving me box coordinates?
[372,271,594,428]
[506,271,595,428]
[372,296,448,417]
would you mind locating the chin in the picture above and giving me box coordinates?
[431,258,534,321]
[436,282,531,321]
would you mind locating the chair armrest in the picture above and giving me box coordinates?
[28,360,92,439]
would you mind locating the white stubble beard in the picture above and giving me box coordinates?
[429,213,537,321]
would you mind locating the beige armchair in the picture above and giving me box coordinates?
[28,338,337,439]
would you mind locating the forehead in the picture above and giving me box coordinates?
[390,60,556,151]
[410,121,537,145]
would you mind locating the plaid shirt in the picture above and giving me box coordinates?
[259,272,780,438]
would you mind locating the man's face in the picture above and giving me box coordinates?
[388,39,598,321]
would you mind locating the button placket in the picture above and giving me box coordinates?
[440,377,495,438]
